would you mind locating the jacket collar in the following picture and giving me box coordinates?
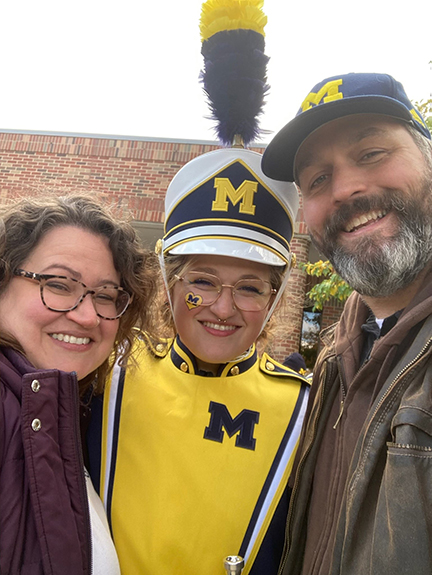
[334,264,432,354]
[321,264,432,386]
[0,347,36,398]
[0,346,76,399]
[170,335,257,377]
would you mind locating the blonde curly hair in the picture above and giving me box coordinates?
[155,253,289,354]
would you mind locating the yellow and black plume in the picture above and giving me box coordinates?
[199,0,269,146]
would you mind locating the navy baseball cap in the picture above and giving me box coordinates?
[262,73,431,182]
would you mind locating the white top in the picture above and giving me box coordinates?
[85,468,121,575]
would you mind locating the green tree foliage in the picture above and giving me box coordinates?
[415,97,432,131]
[415,61,432,131]
[299,260,353,311]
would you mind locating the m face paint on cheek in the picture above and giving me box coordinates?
[185,292,203,310]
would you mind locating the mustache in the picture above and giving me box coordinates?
[323,190,400,239]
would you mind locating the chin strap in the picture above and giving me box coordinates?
[259,253,295,336]
[157,239,296,348]
[155,239,177,333]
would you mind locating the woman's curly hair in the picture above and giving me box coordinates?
[0,193,158,396]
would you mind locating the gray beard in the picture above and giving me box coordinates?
[311,181,432,298]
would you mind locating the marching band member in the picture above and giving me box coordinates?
[91,2,309,573]
[97,145,309,575]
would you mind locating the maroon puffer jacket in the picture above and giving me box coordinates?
[0,347,91,574]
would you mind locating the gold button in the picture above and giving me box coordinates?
[31,418,42,432]
[156,343,164,353]
[31,379,41,393]
[266,361,275,371]
[155,238,163,255]
[180,362,188,373]
[230,366,240,376]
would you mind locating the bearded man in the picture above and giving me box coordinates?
[262,73,432,575]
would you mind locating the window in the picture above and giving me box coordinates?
[132,221,164,250]
[300,308,322,370]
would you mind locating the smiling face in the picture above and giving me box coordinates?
[296,114,432,297]
[0,225,121,380]
[171,255,272,373]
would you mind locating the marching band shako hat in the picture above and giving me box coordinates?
[159,0,301,337]
[161,0,299,269]
[162,147,298,267]
[262,72,431,183]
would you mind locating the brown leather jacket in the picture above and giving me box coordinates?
[280,268,432,575]
[0,347,91,575]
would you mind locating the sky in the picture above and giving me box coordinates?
[1,0,431,144]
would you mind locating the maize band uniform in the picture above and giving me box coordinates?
[88,1,310,572]
[89,146,310,575]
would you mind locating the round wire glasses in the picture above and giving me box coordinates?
[14,269,132,320]
[175,271,276,312]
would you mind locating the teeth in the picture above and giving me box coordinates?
[345,210,387,232]
[202,321,236,332]
[51,333,90,345]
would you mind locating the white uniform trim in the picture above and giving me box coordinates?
[164,225,291,263]
[243,386,309,565]
[102,361,123,507]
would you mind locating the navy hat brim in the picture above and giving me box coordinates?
[262,95,416,183]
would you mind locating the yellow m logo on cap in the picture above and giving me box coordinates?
[301,79,344,112]
[410,108,427,128]
[212,178,257,216]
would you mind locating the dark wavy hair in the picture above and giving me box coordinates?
[0,193,158,396]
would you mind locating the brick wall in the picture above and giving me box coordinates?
[321,298,346,331]
[0,130,344,364]
[0,132,223,222]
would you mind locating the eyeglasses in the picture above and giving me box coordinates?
[14,269,132,320]
[175,271,276,312]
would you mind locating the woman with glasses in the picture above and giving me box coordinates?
[0,194,156,575]
[95,148,310,575]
